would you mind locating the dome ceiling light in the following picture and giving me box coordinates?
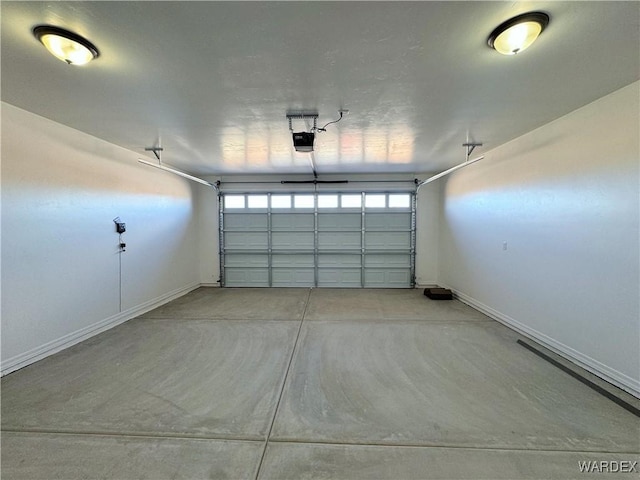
[488,12,550,55]
[33,25,100,65]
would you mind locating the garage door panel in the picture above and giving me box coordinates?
[272,254,314,267]
[225,254,268,267]
[318,269,362,287]
[225,232,268,250]
[225,268,269,287]
[318,213,360,230]
[365,213,411,230]
[272,232,314,250]
[224,213,268,230]
[272,268,314,287]
[364,269,411,288]
[318,232,361,250]
[271,214,314,231]
[365,232,411,249]
[318,254,361,267]
[365,254,411,267]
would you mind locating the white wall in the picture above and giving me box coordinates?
[196,184,220,286]
[415,182,440,286]
[1,103,203,374]
[438,82,640,396]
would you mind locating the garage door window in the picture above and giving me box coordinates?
[247,195,268,208]
[224,195,245,209]
[271,195,291,208]
[389,194,410,208]
[341,194,361,208]
[365,194,386,208]
[294,195,314,208]
[318,195,338,208]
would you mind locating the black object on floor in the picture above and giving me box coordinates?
[517,339,640,418]
[424,287,453,300]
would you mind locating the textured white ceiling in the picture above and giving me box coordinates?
[2,1,638,176]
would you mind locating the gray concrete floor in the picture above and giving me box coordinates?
[2,287,639,479]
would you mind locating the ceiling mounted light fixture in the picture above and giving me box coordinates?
[33,25,100,65]
[488,12,549,55]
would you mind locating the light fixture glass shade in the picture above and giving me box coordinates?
[33,26,99,65]
[493,22,542,55]
[488,12,549,55]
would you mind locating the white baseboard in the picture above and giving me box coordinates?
[443,284,640,399]
[1,282,201,376]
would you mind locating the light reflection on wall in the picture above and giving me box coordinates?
[221,126,298,170]
[387,127,414,164]
[341,126,414,166]
[364,128,388,164]
[220,122,415,171]
[338,130,364,164]
[221,128,247,169]
[245,131,269,168]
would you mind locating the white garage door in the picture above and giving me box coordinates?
[220,192,415,288]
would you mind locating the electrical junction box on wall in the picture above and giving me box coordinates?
[113,217,126,234]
